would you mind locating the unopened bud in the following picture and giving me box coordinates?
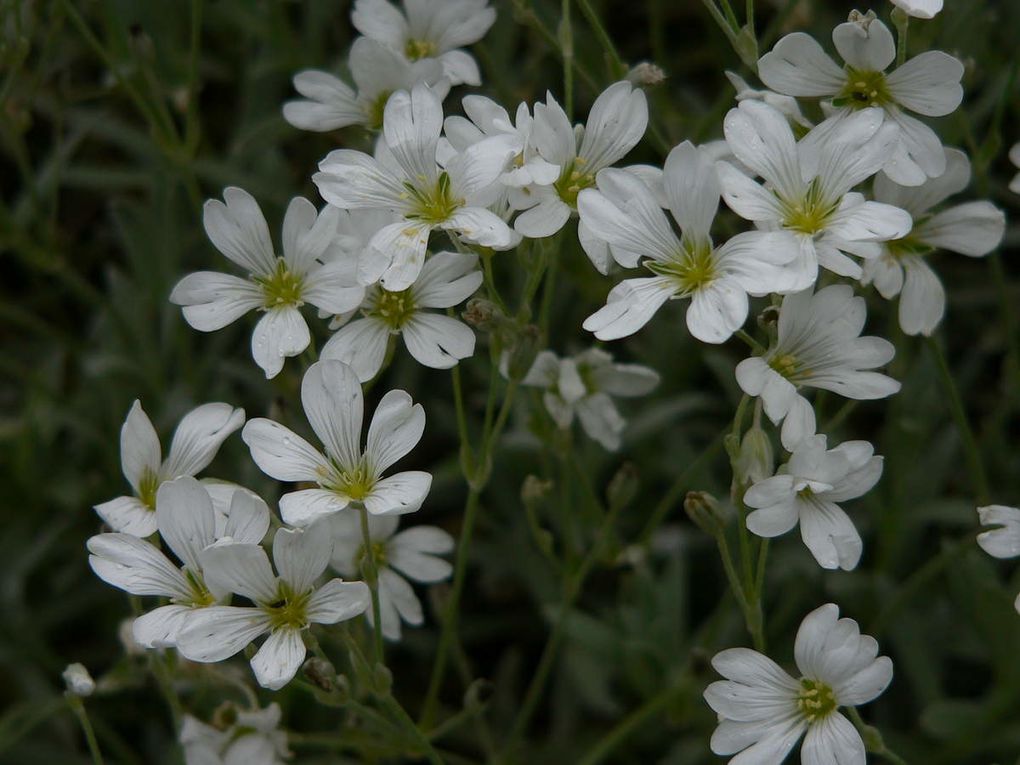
[757,305,780,331]
[684,491,724,536]
[734,25,759,71]
[735,427,774,485]
[521,474,553,505]
[462,297,499,329]
[62,663,95,697]
[606,462,639,509]
[303,656,336,691]
[626,62,667,86]
[463,678,494,710]
[504,324,540,381]
[372,663,393,697]
[211,701,238,730]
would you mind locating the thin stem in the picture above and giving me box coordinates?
[717,0,741,30]
[847,707,910,765]
[893,10,909,67]
[359,507,386,665]
[560,0,574,119]
[736,329,765,354]
[577,684,682,765]
[701,0,738,44]
[68,697,105,765]
[925,337,991,504]
[745,0,755,36]
[575,0,627,77]
[148,653,183,733]
[379,695,445,765]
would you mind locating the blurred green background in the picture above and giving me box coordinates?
[2,0,1019,762]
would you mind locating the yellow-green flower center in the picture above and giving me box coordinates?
[835,68,892,110]
[769,353,802,379]
[368,288,417,330]
[182,568,216,607]
[797,678,838,722]
[265,582,311,630]
[404,171,463,225]
[319,460,376,502]
[138,467,160,510]
[366,89,393,131]
[646,241,717,295]
[885,233,932,260]
[554,158,595,209]
[404,38,437,61]
[780,179,839,235]
[256,259,305,308]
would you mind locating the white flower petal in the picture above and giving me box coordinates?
[132,604,194,649]
[380,568,423,630]
[832,17,895,72]
[302,360,364,469]
[757,32,845,97]
[916,201,1006,257]
[162,403,245,479]
[351,0,408,49]
[171,272,264,332]
[389,526,454,582]
[686,281,749,344]
[715,162,785,223]
[578,81,648,171]
[199,543,279,604]
[800,501,863,570]
[887,51,964,117]
[95,496,157,537]
[443,206,514,250]
[87,533,189,598]
[364,471,432,515]
[365,389,426,475]
[120,400,161,495]
[279,488,352,528]
[203,187,277,275]
[321,318,391,383]
[724,101,804,200]
[222,488,271,545]
[402,313,476,369]
[439,49,482,86]
[303,260,369,315]
[976,505,1020,559]
[251,627,306,690]
[412,250,483,308]
[283,70,362,132]
[314,150,407,210]
[242,418,329,483]
[307,578,371,624]
[154,476,216,572]
[575,392,625,451]
[897,256,945,336]
[801,712,866,765]
[251,307,310,379]
[274,524,332,594]
[367,220,431,291]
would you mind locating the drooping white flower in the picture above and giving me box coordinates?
[718,100,911,284]
[744,435,882,570]
[890,0,942,19]
[725,71,812,132]
[181,703,291,765]
[170,189,366,379]
[519,348,659,451]
[242,360,432,527]
[62,663,96,697]
[329,513,453,640]
[88,477,270,648]
[283,37,449,133]
[705,603,893,765]
[578,141,804,343]
[352,0,496,87]
[976,505,1020,613]
[314,83,515,291]
[863,148,1006,336]
[735,285,900,450]
[1009,143,1020,195]
[321,250,482,381]
[757,11,964,185]
[95,400,244,537]
[512,82,648,245]
[177,522,370,690]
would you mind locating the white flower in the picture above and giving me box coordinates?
[1009,143,1020,195]
[352,0,496,87]
[718,100,911,285]
[863,148,1006,336]
[512,82,648,243]
[578,141,804,343]
[725,71,812,131]
[744,435,882,570]
[95,400,244,536]
[519,348,659,451]
[704,603,893,765]
[757,12,964,185]
[181,703,290,765]
[170,189,366,379]
[314,83,516,291]
[283,37,449,133]
[88,476,270,648]
[177,522,370,690]
[321,250,482,381]
[976,505,1020,613]
[443,95,562,189]
[63,663,96,697]
[735,285,900,450]
[329,513,453,640]
[890,0,942,19]
[242,360,432,527]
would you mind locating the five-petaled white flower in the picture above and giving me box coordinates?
[321,250,482,381]
[705,603,893,765]
[95,400,244,537]
[181,703,290,765]
[757,11,963,185]
[890,0,942,19]
[718,100,911,285]
[329,513,454,640]
[519,348,659,451]
[977,505,1020,614]
[314,83,515,291]
[735,285,901,450]
[512,82,648,248]
[88,476,270,648]
[578,141,803,343]
[863,147,1006,336]
[352,0,496,87]
[242,360,432,527]
[283,37,449,133]
[177,521,371,690]
[171,189,366,379]
[744,435,883,570]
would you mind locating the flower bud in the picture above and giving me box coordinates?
[62,663,95,697]
[626,62,667,86]
[462,297,499,330]
[212,701,239,730]
[684,491,725,536]
[735,426,774,485]
[606,462,639,509]
[303,656,336,692]
[463,678,494,710]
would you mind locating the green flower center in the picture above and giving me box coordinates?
[182,568,216,607]
[554,159,595,209]
[404,171,463,224]
[835,68,891,110]
[368,288,417,330]
[797,678,838,722]
[137,467,160,510]
[404,38,437,61]
[265,582,311,630]
[646,240,717,295]
[256,259,305,308]
[780,178,840,235]
[768,353,802,379]
[366,89,393,131]
[320,460,376,502]
[885,233,932,259]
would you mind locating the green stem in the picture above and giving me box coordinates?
[701,0,739,44]
[359,507,386,665]
[574,0,627,77]
[577,684,682,765]
[68,697,105,765]
[925,337,991,504]
[148,653,183,733]
[847,707,910,765]
[560,0,574,119]
[893,10,909,67]
[379,695,446,765]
